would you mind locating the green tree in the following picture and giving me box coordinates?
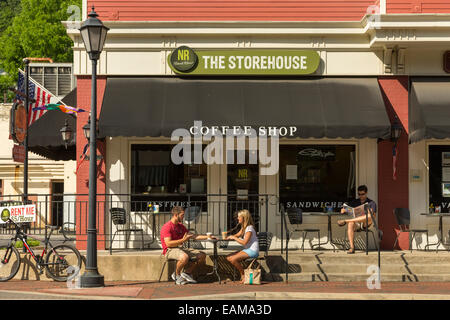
[0,0,81,101]
[0,0,22,36]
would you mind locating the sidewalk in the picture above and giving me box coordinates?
[1,279,450,300]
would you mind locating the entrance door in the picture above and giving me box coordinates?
[51,181,64,226]
[226,150,259,233]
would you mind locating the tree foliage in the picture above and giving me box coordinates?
[0,0,22,36]
[0,0,81,101]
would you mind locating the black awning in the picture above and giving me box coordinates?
[409,78,450,143]
[28,88,77,160]
[99,77,390,139]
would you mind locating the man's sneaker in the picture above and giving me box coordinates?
[181,272,197,284]
[171,272,176,281]
[175,275,188,285]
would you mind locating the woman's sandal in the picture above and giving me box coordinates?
[347,248,355,254]
[337,220,346,227]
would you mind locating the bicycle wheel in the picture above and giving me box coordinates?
[0,245,21,282]
[45,244,81,282]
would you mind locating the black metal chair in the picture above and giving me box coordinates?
[233,231,273,281]
[257,231,273,257]
[393,208,429,252]
[109,207,144,254]
[286,208,320,251]
[343,223,379,251]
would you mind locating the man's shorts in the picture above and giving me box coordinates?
[165,248,204,261]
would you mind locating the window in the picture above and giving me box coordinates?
[279,145,356,212]
[429,145,450,213]
[130,144,207,212]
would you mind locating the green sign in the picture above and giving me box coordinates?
[1,209,10,222]
[170,46,198,72]
[168,47,320,75]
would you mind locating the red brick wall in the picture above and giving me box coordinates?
[76,76,107,250]
[377,77,409,250]
[387,0,450,13]
[88,0,379,21]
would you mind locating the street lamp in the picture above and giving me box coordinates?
[79,6,109,288]
[60,120,73,149]
[391,119,402,143]
[83,116,91,141]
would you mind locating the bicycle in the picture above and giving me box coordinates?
[0,218,82,282]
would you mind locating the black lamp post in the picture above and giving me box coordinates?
[60,120,73,149]
[79,6,109,288]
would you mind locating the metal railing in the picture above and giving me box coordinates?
[0,193,272,251]
[279,202,383,283]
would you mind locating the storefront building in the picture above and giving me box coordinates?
[65,0,450,250]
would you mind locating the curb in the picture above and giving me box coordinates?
[158,291,450,300]
[0,289,142,300]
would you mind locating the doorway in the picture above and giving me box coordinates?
[51,181,64,226]
[226,150,259,233]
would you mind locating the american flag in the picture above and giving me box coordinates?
[16,70,59,127]
[393,143,398,181]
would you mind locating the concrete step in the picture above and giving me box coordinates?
[271,252,450,265]
[266,272,450,282]
[281,263,450,274]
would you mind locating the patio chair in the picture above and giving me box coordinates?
[286,208,320,251]
[393,208,429,252]
[109,207,144,254]
[343,223,379,251]
[232,231,273,281]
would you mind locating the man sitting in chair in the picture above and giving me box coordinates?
[337,185,377,254]
[160,206,215,285]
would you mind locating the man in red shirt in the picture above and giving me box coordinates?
[160,206,213,285]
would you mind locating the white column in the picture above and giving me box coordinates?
[380,0,387,14]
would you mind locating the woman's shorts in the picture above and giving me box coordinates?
[243,248,259,258]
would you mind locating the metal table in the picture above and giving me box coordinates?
[421,213,450,252]
[309,212,349,251]
[194,238,231,284]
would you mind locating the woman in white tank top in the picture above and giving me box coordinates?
[226,209,259,283]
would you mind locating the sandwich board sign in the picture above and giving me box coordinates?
[0,205,36,223]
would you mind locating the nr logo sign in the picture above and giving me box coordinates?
[170,46,198,72]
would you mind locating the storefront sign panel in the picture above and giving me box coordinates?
[168,48,320,75]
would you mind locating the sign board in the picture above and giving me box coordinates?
[168,47,320,75]
[12,144,25,163]
[9,102,27,144]
[0,205,36,224]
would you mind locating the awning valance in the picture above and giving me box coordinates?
[409,78,450,143]
[99,77,390,139]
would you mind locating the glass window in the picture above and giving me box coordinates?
[279,145,356,212]
[429,145,450,213]
[130,144,207,212]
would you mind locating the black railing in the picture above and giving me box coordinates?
[0,193,272,251]
[280,204,290,283]
[280,202,382,283]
